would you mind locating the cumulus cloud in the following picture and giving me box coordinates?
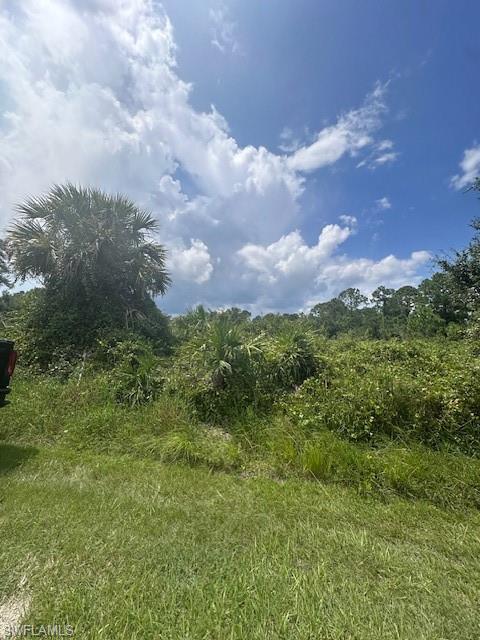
[169,239,213,284]
[238,220,430,312]
[239,224,353,282]
[375,196,391,210]
[451,144,480,190]
[0,0,428,313]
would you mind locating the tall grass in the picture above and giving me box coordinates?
[3,333,480,511]
[3,365,480,510]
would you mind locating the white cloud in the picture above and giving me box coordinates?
[288,84,387,172]
[377,140,394,151]
[278,127,303,153]
[238,223,430,313]
[0,0,428,313]
[169,239,213,284]
[339,214,357,226]
[356,139,399,169]
[239,224,353,281]
[451,144,480,190]
[375,196,391,210]
[373,151,398,166]
[209,5,240,55]
[319,251,430,291]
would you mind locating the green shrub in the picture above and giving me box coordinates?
[264,329,319,390]
[167,316,266,421]
[4,365,480,509]
[157,427,242,470]
[5,287,173,373]
[282,339,480,455]
[168,321,324,422]
[108,339,164,407]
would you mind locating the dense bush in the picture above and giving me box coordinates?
[263,328,319,390]
[5,289,172,372]
[166,316,262,420]
[166,317,321,421]
[108,338,165,407]
[283,339,480,455]
[5,294,480,459]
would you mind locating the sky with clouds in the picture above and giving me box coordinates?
[0,0,478,314]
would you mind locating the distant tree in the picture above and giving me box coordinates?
[353,307,383,338]
[310,298,348,336]
[438,180,480,311]
[251,312,311,335]
[418,273,467,324]
[337,287,368,311]
[217,307,251,324]
[407,305,445,337]
[389,286,419,318]
[7,184,172,362]
[370,286,395,314]
[439,218,480,311]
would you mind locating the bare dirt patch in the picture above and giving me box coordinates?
[0,581,31,639]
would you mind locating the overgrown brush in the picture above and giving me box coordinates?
[167,317,320,421]
[107,338,165,407]
[282,339,480,455]
[3,364,480,509]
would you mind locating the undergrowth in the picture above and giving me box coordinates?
[2,354,480,511]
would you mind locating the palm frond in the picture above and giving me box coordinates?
[7,183,171,299]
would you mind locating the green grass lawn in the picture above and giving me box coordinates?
[1,443,479,639]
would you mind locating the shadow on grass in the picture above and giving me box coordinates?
[0,443,38,475]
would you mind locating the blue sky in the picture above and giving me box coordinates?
[165,0,479,256]
[0,0,479,313]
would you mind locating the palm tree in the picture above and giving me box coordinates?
[7,184,170,315]
[193,315,264,389]
[0,240,10,288]
[6,185,171,358]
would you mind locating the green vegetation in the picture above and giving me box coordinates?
[0,239,10,289]
[1,181,480,636]
[3,339,480,511]
[5,184,172,367]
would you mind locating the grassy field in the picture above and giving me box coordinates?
[1,443,479,639]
